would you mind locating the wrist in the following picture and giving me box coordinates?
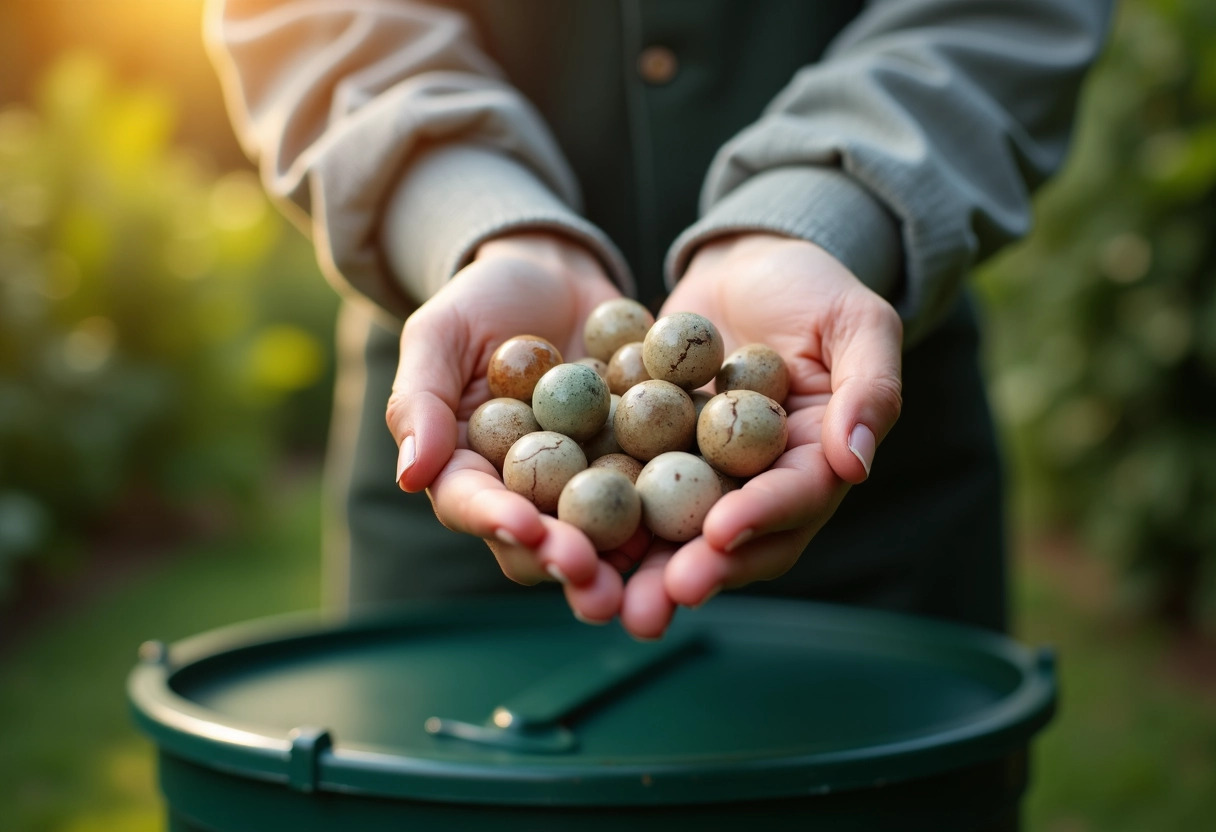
[685,232,825,278]
[474,231,607,279]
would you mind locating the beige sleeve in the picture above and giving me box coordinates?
[667,0,1113,345]
[205,0,631,318]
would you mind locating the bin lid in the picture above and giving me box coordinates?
[128,595,1055,806]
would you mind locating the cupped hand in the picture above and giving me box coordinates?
[619,233,904,639]
[385,232,626,622]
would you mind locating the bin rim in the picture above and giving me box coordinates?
[128,596,1057,807]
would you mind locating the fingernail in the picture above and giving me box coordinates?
[496,528,520,548]
[848,424,875,477]
[573,610,610,626]
[725,529,753,553]
[396,435,416,487]
[692,585,721,610]
[544,563,569,585]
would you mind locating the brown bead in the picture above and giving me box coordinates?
[557,468,641,551]
[642,312,723,390]
[467,398,540,471]
[487,335,563,401]
[606,341,651,395]
[697,390,788,478]
[589,452,645,484]
[581,395,623,461]
[502,431,587,514]
[716,343,790,404]
[584,298,655,362]
[614,379,696,461]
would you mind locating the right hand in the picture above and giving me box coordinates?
[386,232,632,622]
[618,233,904,639]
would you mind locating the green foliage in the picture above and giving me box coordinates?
[976,0,1216,627]
[0,473,323,832]
[0,54,337,601]
[1015,546,1216,831]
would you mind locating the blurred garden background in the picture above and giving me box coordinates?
[1,0,1213,830]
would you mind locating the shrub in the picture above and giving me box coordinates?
[0,55,337,602]
[976,0,1216,629]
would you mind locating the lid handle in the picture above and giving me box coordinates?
[426,630,702,753]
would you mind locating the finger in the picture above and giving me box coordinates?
[699,443,848,554]
[486,539,550,586]
[485,514,601,587]
[620,545,678,640]
[427,450,547,549]
[535,515,601,587]
[783,401,828,447]
[563,559,625,624]
[820,297,903,483]
[386,306,471,492]
[664,526,815,607]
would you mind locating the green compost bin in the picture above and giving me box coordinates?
[128,595,1056,831]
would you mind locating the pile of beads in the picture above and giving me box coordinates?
[467,299,789,551]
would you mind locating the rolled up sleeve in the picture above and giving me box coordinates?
[206,0,632,318]
[667,0,1113,345]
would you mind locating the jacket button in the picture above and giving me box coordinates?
[637,45,678,85]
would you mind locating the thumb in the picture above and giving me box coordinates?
[386,305,468,492]
[820,300,903,484]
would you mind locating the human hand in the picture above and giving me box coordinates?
[620,233,904,638]
[386,232,634,622]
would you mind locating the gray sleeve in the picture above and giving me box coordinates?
[205,0,632,319]
[666,0,1113,345]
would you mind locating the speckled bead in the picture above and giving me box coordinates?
[642,312,724,390]
[502,431,588,514]
[467,398,541,471]
[715,343,790,404]
[689,390,714,453]
[697,390,789,478]
[580,394,623,462]
[588,452,645,483]
[531,363,611,442]
[583,298,655,362]
[614,379,696,461]
[605,341,651,395]
[557,468,641,551]
[634,452,721,542]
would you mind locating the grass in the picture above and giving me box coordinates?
[1016,546,1216,831]
[1,467,1213,831]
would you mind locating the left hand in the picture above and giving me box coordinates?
[387,232,633,623]
[620,233,904,638]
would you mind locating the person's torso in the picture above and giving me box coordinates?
[431,0,866,304]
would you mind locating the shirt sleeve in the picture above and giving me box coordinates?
[204,0,633,319]
[665,0,1113,345]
